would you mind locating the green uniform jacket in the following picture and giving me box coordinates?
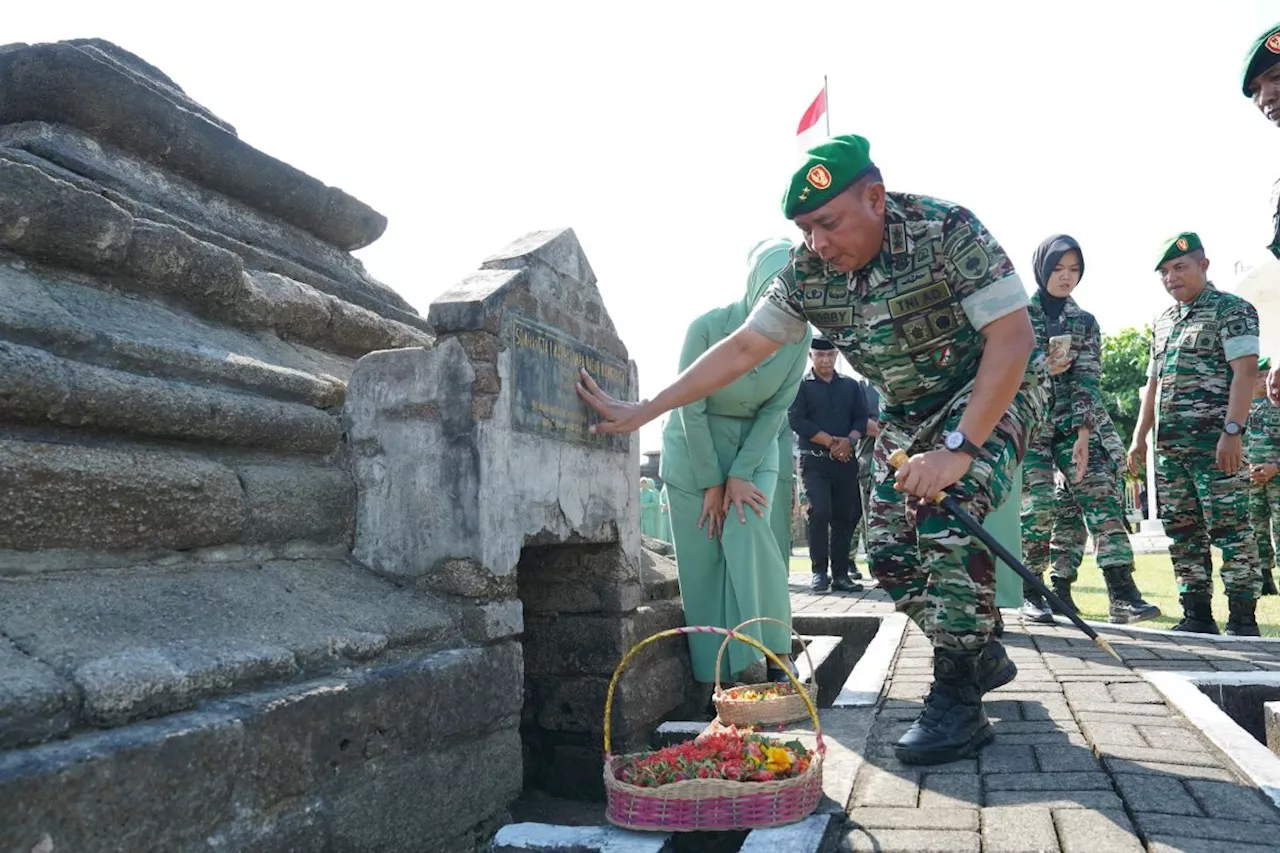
[1149,284,1260,452]
[659,308,812,492]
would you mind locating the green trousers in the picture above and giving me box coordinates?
[667,468,793,682]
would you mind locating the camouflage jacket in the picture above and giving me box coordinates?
[1248,396,1280,467]
[1028,293,1103,436]
[748,192,1047,449]
[1148,284,1260,451]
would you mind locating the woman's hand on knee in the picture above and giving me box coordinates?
[722,476,769,525]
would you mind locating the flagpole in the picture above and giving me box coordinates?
[823,74,830,137]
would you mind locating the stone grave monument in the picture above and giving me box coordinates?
[0,38,691,853]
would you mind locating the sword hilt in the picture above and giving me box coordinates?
[886,448,947,504]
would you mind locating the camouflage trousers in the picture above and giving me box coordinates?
[1250,477,1280,570]
[851,437,875,561]
[868,397,1039,652]
[1020,429,1134,582]
[1156,447,1261,599]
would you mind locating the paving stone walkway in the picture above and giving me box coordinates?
[790,579,1280,853]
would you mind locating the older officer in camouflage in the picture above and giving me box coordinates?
[576,135,1048,765]
[1019,234,1159,625]
[1129,233,1262,635]
[1249,356,1280,595]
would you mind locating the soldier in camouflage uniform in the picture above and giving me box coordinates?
[577,135,1048,765]
[1241,24,1280,404]
[1129,233,1262,635]
[1018,234,1159,625]
[1248,356,1280,595]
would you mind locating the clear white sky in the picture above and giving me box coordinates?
[10,1,1280,452]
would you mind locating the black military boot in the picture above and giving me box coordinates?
[895,648,994,765]
[1102,566,1161,624]
[1263,566,1278,597]
[1049,576,1078,616]
[993,611,1005,638]
[1020,579,1055,624]
[1171,592,1219,634]
[1225,597,1262,637]
[978,638,1017,694]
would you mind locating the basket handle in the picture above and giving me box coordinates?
[712,616,815,695]
[603,625,823,757]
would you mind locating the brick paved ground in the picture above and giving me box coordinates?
[790,580,1280,853]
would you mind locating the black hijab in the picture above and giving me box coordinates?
[1031,234,1084,327]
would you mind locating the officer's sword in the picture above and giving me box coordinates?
[887,449,1122,663]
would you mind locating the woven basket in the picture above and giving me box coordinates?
[602,625,825,832]
[713,617,818,727]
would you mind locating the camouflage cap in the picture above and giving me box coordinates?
[1155,232,1203,270]
[1241,22,1280,97]
[782,134,876,220]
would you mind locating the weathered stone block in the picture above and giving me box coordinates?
[523,600,686,677]
[237,464,355,544]
[0,156,131,270]
[0,637,78,749]
[462,600,525,643]
[530,651,690,735]
[0,41,387,251]
[0,438,245,552]
[0,340,342,453]
[327,727,522,853]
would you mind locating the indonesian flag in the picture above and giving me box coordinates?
[796,84,828,150]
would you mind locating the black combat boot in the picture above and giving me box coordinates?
[1020,579,1055,624]
[993,611,1005,637]
[1225,597,1262,637]
[1263,566,1278,596]
[978,638,1017,694]
[895,648,994,765]
[1049,576,1078,616]
[1102,566,1161,624]
[1171,592,1219,634]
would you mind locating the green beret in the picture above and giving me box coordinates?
[1241,22,1280,97]
[1260,356,1272,371]
[782,134,875,220]
[1154,232,1203,270]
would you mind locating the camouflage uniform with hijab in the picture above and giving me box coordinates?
[1148,234,1262,619]
[750,191,1049,652]
[1018,234,1157,624]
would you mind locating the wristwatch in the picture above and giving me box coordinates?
[943,430,985,459]
[1224,421,1243,436]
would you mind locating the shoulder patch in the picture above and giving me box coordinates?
[1226,318,1249,336]
[952,241,990,281]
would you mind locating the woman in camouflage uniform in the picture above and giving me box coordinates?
[1019,234,1160,625]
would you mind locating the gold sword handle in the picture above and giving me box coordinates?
[886,448,947,504]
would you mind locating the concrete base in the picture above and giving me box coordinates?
[491,823,673,853]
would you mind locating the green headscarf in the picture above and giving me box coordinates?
[742,237,795,313]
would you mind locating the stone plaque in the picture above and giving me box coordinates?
[509,315,629,450]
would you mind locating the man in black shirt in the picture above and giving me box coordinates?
[788,337,868,593]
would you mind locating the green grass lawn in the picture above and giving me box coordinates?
[789,551,1280,638]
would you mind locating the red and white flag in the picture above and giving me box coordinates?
[795,82,828,149]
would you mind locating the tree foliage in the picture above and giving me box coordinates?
[1099,325,1151,444]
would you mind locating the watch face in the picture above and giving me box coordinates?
[1226,422,1242,435]
[945,432,963,450]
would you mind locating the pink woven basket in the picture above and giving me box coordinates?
[602,625,826,832]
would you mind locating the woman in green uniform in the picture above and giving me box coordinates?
[1019,234,1160,625]
[660,237,812,684]
[638,477,663,539]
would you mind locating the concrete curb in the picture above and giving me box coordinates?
[834,613,908,707]
[1144,670,1280,809]
[490,823,673,852]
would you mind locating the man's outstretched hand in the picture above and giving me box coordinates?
[575,368,652,435]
